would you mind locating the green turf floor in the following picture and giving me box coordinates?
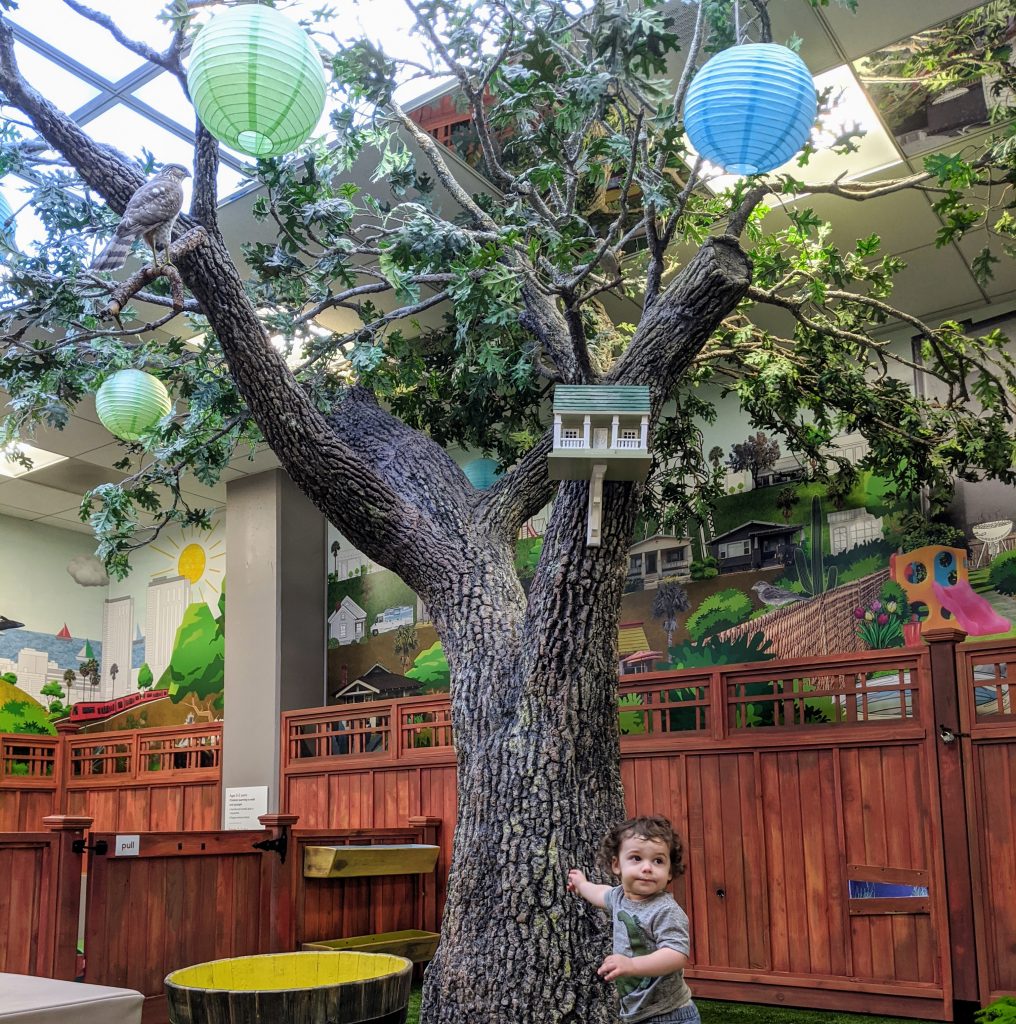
[404,988,930,1023]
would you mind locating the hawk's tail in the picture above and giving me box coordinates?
[91,231,133,271]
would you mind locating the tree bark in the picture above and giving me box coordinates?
[0,22,754,1021]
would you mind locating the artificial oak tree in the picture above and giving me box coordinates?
[2,1,1016,1020]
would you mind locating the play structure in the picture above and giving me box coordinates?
[891,545,1011,636]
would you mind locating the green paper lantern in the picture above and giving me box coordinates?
[186,5,327,158]
[96,370,172,441]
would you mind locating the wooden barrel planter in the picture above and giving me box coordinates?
[165,950,412,1024]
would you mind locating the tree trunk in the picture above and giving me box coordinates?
[421,479,639,1023]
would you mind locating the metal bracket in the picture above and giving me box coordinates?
[72,838,108,856]
[253,830,288,864]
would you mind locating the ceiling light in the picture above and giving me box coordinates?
[0,442,68,478]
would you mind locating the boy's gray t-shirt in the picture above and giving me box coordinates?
[602,885,692,1022]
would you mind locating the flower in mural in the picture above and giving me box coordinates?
[854,588,910,651]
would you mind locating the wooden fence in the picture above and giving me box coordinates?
[280,632,1016,1021]
[0,815,440,1023]
[0,722,222,831]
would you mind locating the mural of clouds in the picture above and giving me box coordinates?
[66,554,109,587]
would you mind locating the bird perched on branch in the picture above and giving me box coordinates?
[91,163,190,271]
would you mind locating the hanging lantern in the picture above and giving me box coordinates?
[462,458,501,490]
[95,370,172,441]
[0,191,15,248]
[186,5,327,158]
[683,43,817,176]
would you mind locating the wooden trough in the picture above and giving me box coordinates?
[164,951,412,1024]
[302,843,440,879]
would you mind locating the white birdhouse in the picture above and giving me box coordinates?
[548,386,651,547]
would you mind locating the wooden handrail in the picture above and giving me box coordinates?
[281,645,945,772]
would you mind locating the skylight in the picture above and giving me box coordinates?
[0,443,68,479]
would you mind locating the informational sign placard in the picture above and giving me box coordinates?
[224,785,269,830]
[114,834,140,857]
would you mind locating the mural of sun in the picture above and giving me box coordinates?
[151,520,225,610]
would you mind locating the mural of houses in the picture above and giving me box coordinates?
[619,650,663,676]
[709,521,803,573]
[332,662,422,703]
[828,507,884,556]
[617,620,661,676]
[627,533,694,587]
[329,596,367,646]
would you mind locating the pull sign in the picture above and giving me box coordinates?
[114,834,140,857]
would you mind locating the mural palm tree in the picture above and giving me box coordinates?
[330,539,340,573]
[651,581,691,649]
[393,624,420,672]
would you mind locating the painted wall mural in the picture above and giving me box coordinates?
[325,442,1016,707]
[0,512,226,734]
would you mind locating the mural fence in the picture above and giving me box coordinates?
[713,569,890,663]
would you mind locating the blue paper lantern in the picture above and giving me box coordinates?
[0,191,15,248]
[683,43,817,176]
[462,458,501,490]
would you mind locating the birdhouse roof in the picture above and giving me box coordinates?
[553,386,650,414]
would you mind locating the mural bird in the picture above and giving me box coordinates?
[91,163,190,271]
[751,581,807,608]
[0,615,25,631]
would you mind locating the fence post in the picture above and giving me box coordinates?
[42,814,93,980]
[53,721,78,816]
[259,812,301,954]
[923,627,979,1020]
[409,815,442,934]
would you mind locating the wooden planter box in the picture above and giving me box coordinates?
[302,929,440,964]
[303,844,439,879]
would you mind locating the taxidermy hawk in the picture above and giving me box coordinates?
[91,163,190,271]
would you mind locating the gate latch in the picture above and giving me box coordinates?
[72,838,108,856]
[253,831,288,864]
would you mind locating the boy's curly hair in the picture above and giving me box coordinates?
[596,815,686,877]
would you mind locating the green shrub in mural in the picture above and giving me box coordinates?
[665,632,774,669]
[618,693,645,735]
[794,496,838,597]
[0,694,55,735]
[989,550,1016,597]
[407,641,451,691]
[689,556,719,580]
[685,589,753,642]
[976,997,1016,1023]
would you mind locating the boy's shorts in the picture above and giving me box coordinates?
[636,1002,702,1024]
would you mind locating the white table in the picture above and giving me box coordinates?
[0,973,143,1024]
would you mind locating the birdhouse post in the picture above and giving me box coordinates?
[548,386,652,547]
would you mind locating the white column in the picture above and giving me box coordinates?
[583,414,591,448]
[640,415,649,449]
[553,414,562,447]
[611,415,619,448]
[223,469,326,818]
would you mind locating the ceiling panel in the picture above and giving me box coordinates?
[0,503,40,522]
[816,1,987,63]
[29,415,121,458]
[0,478,81,516]
[881,243,985,322]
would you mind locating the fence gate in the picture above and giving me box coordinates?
[958,642,1016,1007]
[82,829,273,1020]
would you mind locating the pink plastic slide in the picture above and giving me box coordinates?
[932,580,1011,636]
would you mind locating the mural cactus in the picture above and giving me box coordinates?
[795,496,838,597]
